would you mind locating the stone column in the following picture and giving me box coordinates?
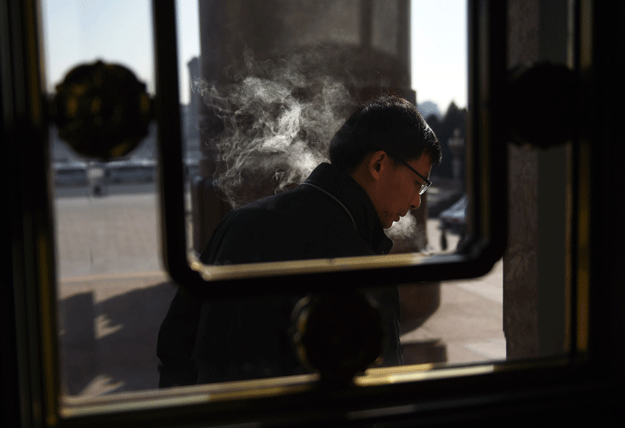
[193,0,418,251]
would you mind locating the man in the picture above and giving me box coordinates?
[157,95,442,386]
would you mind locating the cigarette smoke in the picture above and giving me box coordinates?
[195,47,357,208]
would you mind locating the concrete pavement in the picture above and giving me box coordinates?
[53,183,504,397]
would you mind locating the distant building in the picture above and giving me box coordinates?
[184,56,201,169]
[417,101,442,120]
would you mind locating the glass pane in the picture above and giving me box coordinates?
[183,0,470,265]
[41,0,169,397]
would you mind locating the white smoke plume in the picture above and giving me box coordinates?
[386,212,429,253]
[194,47,357,208]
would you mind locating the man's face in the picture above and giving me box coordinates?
[372,154,433,229]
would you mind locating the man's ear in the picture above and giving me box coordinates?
[368,150,387,180]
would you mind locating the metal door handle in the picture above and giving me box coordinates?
[50,60,152,160]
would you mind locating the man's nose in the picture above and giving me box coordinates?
[410,194,421,210]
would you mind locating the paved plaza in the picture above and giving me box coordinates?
[53,185,505,396]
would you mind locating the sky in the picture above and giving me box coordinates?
[41,0,467,111]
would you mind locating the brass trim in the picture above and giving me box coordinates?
[56,358,574,421]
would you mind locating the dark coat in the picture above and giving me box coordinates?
[157,163,401,386]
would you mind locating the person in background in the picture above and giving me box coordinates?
[157,95,442,386]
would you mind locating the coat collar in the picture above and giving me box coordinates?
[303,163,393,255]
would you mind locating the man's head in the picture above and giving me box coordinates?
[329,95,442,228]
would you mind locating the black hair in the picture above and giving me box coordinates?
[328,95,442,173]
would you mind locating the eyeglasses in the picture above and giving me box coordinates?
[396,159,432,195]
[374,149,433,195]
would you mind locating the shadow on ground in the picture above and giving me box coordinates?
[58,274,468,397]
[58,280,177,396]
